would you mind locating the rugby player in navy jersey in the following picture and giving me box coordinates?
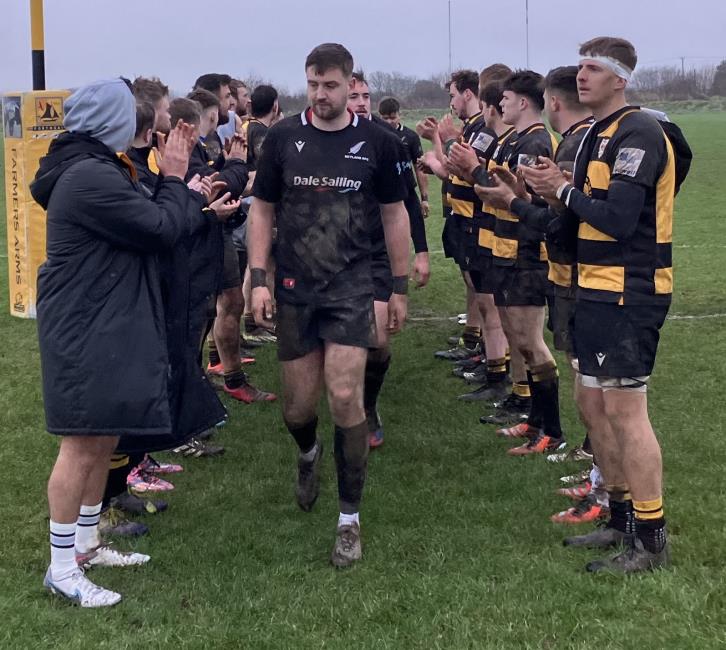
[347,71,429,448]
[378,96,430,218]
[247,43,410,567]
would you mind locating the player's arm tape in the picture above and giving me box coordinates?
[392,275,409,295]
[250,267,267,289]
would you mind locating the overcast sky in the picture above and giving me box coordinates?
[2,0,725,95]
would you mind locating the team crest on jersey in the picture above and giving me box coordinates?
[471,132,494,154]
[598,138,609,159]
[345,141,369,161]
[613,147,646,177]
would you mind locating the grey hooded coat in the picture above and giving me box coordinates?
[30,79,224,439]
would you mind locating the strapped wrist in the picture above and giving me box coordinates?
[250,267,267,289]
[392,275,409,295]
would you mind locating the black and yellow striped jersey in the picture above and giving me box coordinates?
[492,123,557,268]
[569,107,675,305]
[546,117,593,289]
[446,112,495,220]
[475,127,514,256]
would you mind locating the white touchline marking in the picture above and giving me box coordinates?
[674,244,726,249]
[409,313,726,323]
[429,245,726,253]
[667,313,726,321]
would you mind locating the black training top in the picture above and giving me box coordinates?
[252,109,408,304]
[396,123,424,166]
[368,114,427,254]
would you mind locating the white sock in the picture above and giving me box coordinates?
[300,443,318,463]
[49,519,78,580]
[75,502,102,553]
[338,512,360,528]
[590,464,604,489]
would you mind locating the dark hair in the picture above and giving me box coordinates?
[132,76,169,106]
[480,81,506,115]
[194,73,227,95]
[544,66,581,107]
[187,88,220,112]
[503,70,545,111]
[378,97,400,115]
[134,101,155,138]
[579,36,637,72]
[448,69,479,96]
[479,64,512,90]
[170,97,202,126]
[352,70,367,85]
[251,85,278,117]
[305,43,354,77]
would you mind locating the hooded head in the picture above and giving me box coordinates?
[63,78,136,153]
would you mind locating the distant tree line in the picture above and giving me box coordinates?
[629,61,726,101]
[246,71,451,115]
[246,61,726,113]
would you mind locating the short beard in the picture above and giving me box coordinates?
[312,100,346,121]
[217,110,230,126]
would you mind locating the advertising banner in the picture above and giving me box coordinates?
[3,90,68,318]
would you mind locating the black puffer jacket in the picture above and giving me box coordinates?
[31,132,225,445]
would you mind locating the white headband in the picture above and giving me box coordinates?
[579,54,633,81]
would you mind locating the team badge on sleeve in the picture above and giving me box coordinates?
[471,131,494,154]
[613,147,645,177]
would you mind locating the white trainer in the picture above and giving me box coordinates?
[44,567,122,608]
[76,545,150,569]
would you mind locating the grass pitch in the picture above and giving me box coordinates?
[0,112,725,649]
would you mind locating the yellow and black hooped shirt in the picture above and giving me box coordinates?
[545,117,593,290]
[475,127,514,257]
[446,112,495,220]
[566,107,675,305]
[491,123,557,268]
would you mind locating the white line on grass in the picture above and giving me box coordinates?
[431,246,726,253]
[410,313,726,323]
[667,313,726,321]
[674,244,726,249]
